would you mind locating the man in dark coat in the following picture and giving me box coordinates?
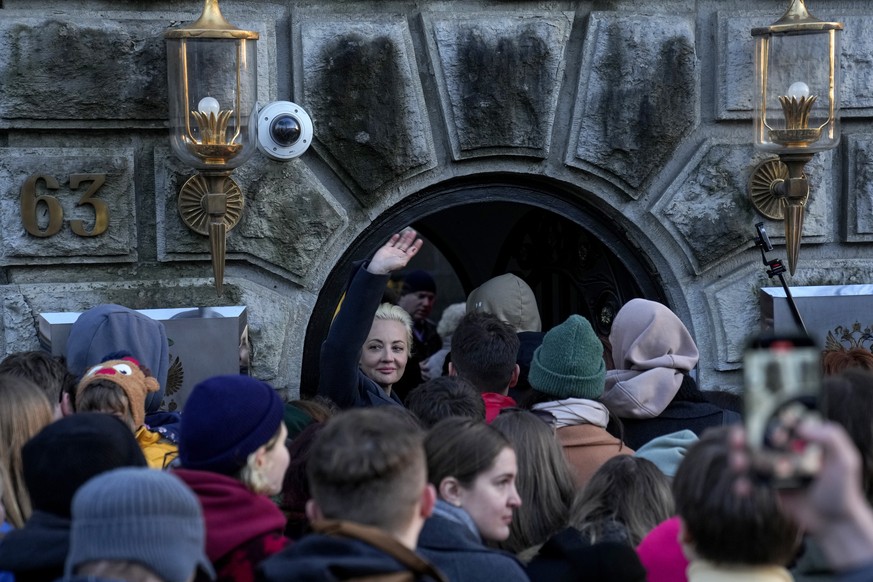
[258,408,447,581]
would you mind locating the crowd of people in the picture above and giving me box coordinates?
[2,227,873,581]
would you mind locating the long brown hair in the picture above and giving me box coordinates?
[0,374,55,527]
[571,455,674,546]
[491,409,577,554]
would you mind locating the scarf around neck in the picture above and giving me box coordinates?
[431,499,481,541]
[532,398,610,429]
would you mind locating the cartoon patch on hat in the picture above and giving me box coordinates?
[76,357,159,430]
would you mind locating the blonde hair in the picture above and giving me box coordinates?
[237,424,285,495]
[373,302,413,349]
[0,374,55,527]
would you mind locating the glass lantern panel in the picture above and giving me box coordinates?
[753,31,840,154]
[166,37,258,170]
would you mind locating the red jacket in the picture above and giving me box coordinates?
[174,468,289,582]
[482,392,517,423]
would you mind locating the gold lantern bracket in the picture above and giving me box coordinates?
[748,153,813,276]
[748,158,808,221]
[178,173,244,235]
[177,172,244,295]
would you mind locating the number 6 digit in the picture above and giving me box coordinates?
[20,174,63,237]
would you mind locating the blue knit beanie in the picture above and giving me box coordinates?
[66,467,214,582]
[528,315,606,400]
[179,375,284,475]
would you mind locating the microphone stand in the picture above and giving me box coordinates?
[754,223,807,335]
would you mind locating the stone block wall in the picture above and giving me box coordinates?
[1,0,871,395]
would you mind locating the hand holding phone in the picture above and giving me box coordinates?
[743,333,823,488]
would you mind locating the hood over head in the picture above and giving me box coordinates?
[602,299,699,419]
[66,304,169,413]
[467,274,541,333]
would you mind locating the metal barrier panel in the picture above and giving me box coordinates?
[38,306,248,411]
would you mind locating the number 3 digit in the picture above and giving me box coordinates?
[69,173,108,237]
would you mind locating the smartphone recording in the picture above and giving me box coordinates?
[743,333,823,488]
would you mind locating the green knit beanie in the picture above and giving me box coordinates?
[528,315,606,400]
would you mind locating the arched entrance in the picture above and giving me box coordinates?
[300,175,668,396]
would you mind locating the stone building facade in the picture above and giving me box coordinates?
[1,0,871,397]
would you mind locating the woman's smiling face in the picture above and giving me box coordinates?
[359,318,410,389]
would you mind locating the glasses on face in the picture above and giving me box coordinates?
[497,406,557,429]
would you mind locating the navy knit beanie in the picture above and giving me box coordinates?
[179,375,284,475]
[528,315,606,400]
[402,269,436,294]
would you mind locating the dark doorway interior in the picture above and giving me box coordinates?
[299,177,667,397]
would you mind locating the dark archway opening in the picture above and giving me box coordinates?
[300,175,668,396]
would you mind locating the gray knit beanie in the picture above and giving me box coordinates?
[528,315,606,400]
[65,467,214,582]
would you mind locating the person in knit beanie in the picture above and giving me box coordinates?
[61,467,214,582]
[0,413,147,581]
[524,314,632,488]
[75,355,178,470]
[174,374,290,581]
[393,269,443,402]
[600,299,740,450]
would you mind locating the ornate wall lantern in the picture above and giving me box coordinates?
[165,0,259,294]
[748,0,842,275]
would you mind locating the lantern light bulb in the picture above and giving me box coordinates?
[787,82,810,99]
[198,96,221,116]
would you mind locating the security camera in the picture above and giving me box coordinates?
[257,101,313,161]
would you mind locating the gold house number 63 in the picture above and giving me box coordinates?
[20,173,109,238]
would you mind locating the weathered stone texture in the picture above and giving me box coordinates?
[155,147,347,281]
[719,13,873,120]
[0,289,40,357]
[705,267,771,368]
[0,148,136,264]
[427,12,572,158]
[0,14,273,124]
[569,13,698,193]
[654,142,832,275]
[846,134,873,241]
[299,16,435,194]
[0,18,168,120]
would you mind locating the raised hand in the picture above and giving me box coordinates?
[367,228,424,276]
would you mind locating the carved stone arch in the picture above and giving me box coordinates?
[300,174,678,396]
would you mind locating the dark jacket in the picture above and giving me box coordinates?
[392,318,442,403]
[0,510,69,582]
[609,400,741,450]
[509,331,545,401]
[526,527,646,582]
[319,265,403,409]
[258,520,446,582]
[417,502,528,582]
